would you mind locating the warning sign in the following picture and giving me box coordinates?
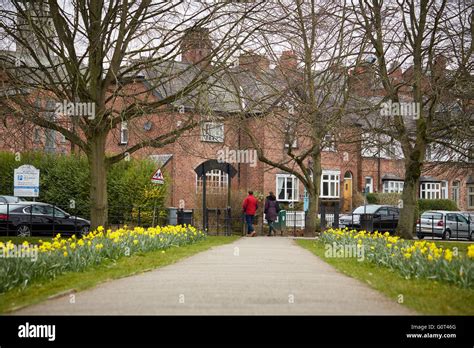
[151,168,164,184]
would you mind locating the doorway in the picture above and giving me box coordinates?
[343,171,353,212]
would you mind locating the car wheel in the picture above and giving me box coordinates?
[16,224,31,237]
[442,230,451,240]
[79,226,90,237]
[417,234,424,239]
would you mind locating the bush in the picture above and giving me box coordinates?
[418,199,459,214]
[0,151,167,223]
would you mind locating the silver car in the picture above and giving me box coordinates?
[416,210,472,240]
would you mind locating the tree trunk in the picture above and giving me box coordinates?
[305,152,322,236]
[88,134,108,229]
[397,158,422,239]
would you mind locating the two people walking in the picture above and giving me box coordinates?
[242,191,280,237]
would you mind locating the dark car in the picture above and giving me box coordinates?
[0,195,26,204]
[0,202,90,237]
[335,204,400,234]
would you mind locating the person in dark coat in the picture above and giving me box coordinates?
[264,192,280,236]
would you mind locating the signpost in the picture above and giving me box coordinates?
[14,165,40,199]
[150,168,164,226]
[151,168,164,185]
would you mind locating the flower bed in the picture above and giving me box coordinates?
[320,228,474,288]
[0,225,205,293]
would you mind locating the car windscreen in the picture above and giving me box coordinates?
[353,206,380,214]
[421,212,443,220]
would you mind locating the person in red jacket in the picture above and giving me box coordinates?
[242,191,258,237]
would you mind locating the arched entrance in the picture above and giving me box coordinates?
[343,171,353,212]
[194,160,237,234]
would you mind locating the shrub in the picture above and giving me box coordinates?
[418,199,459,214]
[0,151,167,223]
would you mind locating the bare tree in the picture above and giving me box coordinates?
[0,0,263,228]
[350,0,473,238]
[224,0,364,234]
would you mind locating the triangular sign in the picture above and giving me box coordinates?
[151,168,164,184]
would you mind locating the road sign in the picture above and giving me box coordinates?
[14,165,40,197]
[151,168,164,185]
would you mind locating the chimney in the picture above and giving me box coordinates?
[279,50,298,72]
[433,55,447,77]
[181,27,213,68]
[388,61,403,82]
[238,52,269,73]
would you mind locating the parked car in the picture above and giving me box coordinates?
[460,211,474,224]
[0,195,26,204]
[416,210,472,240]
[336,204,400,233]
[0,202,90,237]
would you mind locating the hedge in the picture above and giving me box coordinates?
[0,151,167,223]
[364,192,459,215]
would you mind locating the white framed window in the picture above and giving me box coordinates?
[441,180,448,199]
[452,181,460,206]
[468,185,474,209]
[276,174,299,202]
[196,169,228,194]
[33,128,41,144]
[383,180,404,193]
[120,121,129,145]
[365,176,373,193]
[322,133,336,152]
[284,125,297,149]
[201,122,224,143]
[420,182,441,199]
[321,170,340,198]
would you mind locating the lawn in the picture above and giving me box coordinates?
[0,236,44,245]
[297,239,474,315]
[0,235,239,313]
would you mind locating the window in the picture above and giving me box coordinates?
[201,122,224,143]
[44,129,56,153]
[322,134,336,152]
[452,181,460,205]
[441,180,448,199]
[284,125,297,149]
[383,180,404,193]
[468,185,474,209]
[276,174,299,202]
[420,182,441,199]
[365,177,373,193]
[33,128,41,144]
[120,121,128,145]
[196,169,228,194]
[321,170,340,198]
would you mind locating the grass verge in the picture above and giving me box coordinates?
[297,239,474,315]
[0,236,239,313]
[0,236,44,245]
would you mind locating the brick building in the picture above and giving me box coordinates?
[1,28,472,214]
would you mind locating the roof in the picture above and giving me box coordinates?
[381,174,403,181]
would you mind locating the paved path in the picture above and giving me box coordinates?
[13,237,413,315]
